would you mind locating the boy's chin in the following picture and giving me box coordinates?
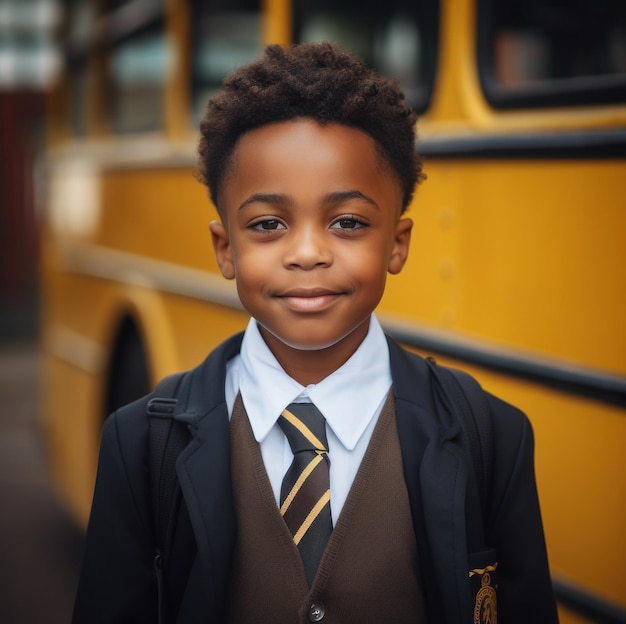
[264,332,343,353]
[258,323,370,353]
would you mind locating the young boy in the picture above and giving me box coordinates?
[72,42,558,623]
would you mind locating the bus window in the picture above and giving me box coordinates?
[479,0,626,107]
[108,2,168,133]
[293,0,438,114]
[190,0,262,124]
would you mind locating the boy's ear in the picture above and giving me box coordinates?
[209,220,236,280]
[388,217,413,275]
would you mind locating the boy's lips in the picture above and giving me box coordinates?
[276,288,345,312]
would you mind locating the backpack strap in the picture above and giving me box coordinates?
[425,358,494,545]
[437,365,493,510]
[147,371,189,624]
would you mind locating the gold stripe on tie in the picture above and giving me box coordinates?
[280,453,324,515]
[293,490,331,545]
[281,407,327,450]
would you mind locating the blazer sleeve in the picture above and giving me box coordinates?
[72,404,157,624]
[486,394,559,623]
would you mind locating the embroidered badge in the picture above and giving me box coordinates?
[471,565,498,624]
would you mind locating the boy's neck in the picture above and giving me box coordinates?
[258,320,370,386]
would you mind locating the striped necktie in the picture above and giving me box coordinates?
[278,402,332,585]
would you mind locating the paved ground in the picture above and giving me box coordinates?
[0,341,83,624]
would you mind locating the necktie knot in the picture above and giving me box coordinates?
[278,402,328,455]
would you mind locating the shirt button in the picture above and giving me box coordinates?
[309,602,325,621]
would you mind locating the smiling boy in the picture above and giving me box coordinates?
[209,119,412,383]
[72,42,558,624]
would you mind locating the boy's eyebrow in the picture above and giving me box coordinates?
[238,193,290,211]
[323,190,380,210]
[237,190,379,211]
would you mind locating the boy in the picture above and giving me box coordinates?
[72,42,558,623]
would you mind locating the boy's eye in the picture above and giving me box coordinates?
[331,217,366,230]
[251,219,285,231]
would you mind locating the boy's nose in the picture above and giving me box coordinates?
[283,228,333,270]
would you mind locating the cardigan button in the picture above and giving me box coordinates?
[309,602,325,621]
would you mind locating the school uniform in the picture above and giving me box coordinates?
[72,316,558,624]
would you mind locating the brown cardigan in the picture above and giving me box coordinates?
[227,392,427,624]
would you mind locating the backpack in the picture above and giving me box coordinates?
[147,357,494,624]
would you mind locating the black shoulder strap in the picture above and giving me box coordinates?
[147,371,189,624]
[426,358,494,527]
[438,365,493,510]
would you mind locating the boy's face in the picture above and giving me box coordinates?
[210,119,412,370]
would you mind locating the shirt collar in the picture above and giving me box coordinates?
[238,315,392,451]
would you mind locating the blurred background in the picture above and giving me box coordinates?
[1,0,625,622]
[1,1,84,622]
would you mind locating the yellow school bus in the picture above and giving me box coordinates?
[40,0,626,621]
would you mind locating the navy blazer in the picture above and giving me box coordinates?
[72,332,558,623]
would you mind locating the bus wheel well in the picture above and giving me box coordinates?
[104,317,151,419]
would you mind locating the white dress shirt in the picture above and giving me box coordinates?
[224,314,393,525]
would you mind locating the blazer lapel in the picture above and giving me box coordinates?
[175,407,233,621]
[173,333,244,621]
[388,337,472,624]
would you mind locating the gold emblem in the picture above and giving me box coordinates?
[473,570,497,624]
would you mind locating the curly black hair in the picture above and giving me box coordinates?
[197,41,424,213]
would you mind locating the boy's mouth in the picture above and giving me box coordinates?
[276,288,344,312]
